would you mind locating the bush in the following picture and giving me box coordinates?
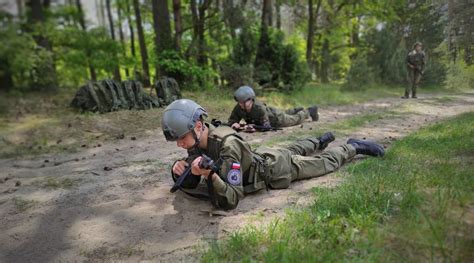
[220,61,254,89]
[157,50,217,90]
[343,53,375,90]
[444,61,474,90]
[254,28,310,92]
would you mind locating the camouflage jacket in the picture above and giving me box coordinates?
[406,50,425,71]
[228,100,278,127]
[171,124,266,210]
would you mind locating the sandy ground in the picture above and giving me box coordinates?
[0,92,473,262]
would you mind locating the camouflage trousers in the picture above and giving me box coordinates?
[271,108,309,127]
[406,69,422,97]
[256,138,357,189]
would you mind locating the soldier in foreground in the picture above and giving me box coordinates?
[162,99,385,210]
[228,86,319,131]
[404,42,425,99]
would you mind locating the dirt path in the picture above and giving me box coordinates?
[1,92,473,262]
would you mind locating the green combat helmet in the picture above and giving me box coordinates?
[234,86,256,102]
[162,99,208,142]
[413,42,422,48]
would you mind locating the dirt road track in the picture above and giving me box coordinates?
[1,92,473,262]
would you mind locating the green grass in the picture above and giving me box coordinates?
[13,197,37,212]
[201,112,474,262]
[38,176,78,189]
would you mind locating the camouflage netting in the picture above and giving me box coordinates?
[154,77,182,106]
[71,79,160,113]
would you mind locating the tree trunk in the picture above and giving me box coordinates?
[96,0,106,27]
[275,0,281,29]
[223,0,236,41]
[261,0,272,28]
[133,0,150,86]
[172,0,182,51]
[106,0,122,81]
[76,0,97,81]
[189,0,210,66]
[0,58,13,92]
[152,0,174,78]
[16,0,24,17]
[125,0,135,58]
[196,0,210,66]
[306,0,321,70]
[117,3,129,77]
[26,0,58,91]
[321,38,330,83]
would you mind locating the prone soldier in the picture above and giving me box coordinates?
[228,86,319,130]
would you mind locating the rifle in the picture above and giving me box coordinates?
[211,119,282,133]
[170,154,222,193]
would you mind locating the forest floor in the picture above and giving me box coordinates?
[0,91,473,262]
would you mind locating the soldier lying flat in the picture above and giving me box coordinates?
[228,86,319,130]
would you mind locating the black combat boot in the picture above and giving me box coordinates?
[317,132,335,150]
[347,138,385,157]
[307,106,319,121]
[412,90,417,99]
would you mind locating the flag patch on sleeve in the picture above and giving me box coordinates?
[227,168,241,185]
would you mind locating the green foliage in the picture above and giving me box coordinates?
[157,50,217,90]
[202,112,474,262]
[254,28,310,92]
[344,53,376,90]
[0,19,51,90]
[444,61,474,90]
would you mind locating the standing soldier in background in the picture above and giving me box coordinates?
[403,42,425,99]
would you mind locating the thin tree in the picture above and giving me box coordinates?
[105,0,122,81]
[117,0,129,77]
[172,0,182,51]
[76,0,97,81]
[306,0,322,71]
[132,0,150,86]
[151,0,174,78]
[26,0,58,91]
[125,0,136,69]
[189,0,211,66]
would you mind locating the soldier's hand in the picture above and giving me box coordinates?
[191,157,211,177]
[243,124,256,133]
[172,160,188,176]
[231,123,241,130]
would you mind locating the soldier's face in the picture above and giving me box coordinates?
[415,45,422,52]
[238,99,253,112]
[176,122,203,149]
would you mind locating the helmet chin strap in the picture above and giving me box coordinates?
[191,122,204,150]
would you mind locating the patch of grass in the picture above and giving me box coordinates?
[39,177,78,189]
[201,112,474,262]
[329,110,401,132]
[13,197,37,212]
[434,96,456,103]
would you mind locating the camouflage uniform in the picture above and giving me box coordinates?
[172,124,356,210]
[405,48,425,98]
[228,100,309,128]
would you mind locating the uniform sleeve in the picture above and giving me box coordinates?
[170,152,201,189]
[209,139,246,210]
[253,102,271,127]
[228,104,242,126]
